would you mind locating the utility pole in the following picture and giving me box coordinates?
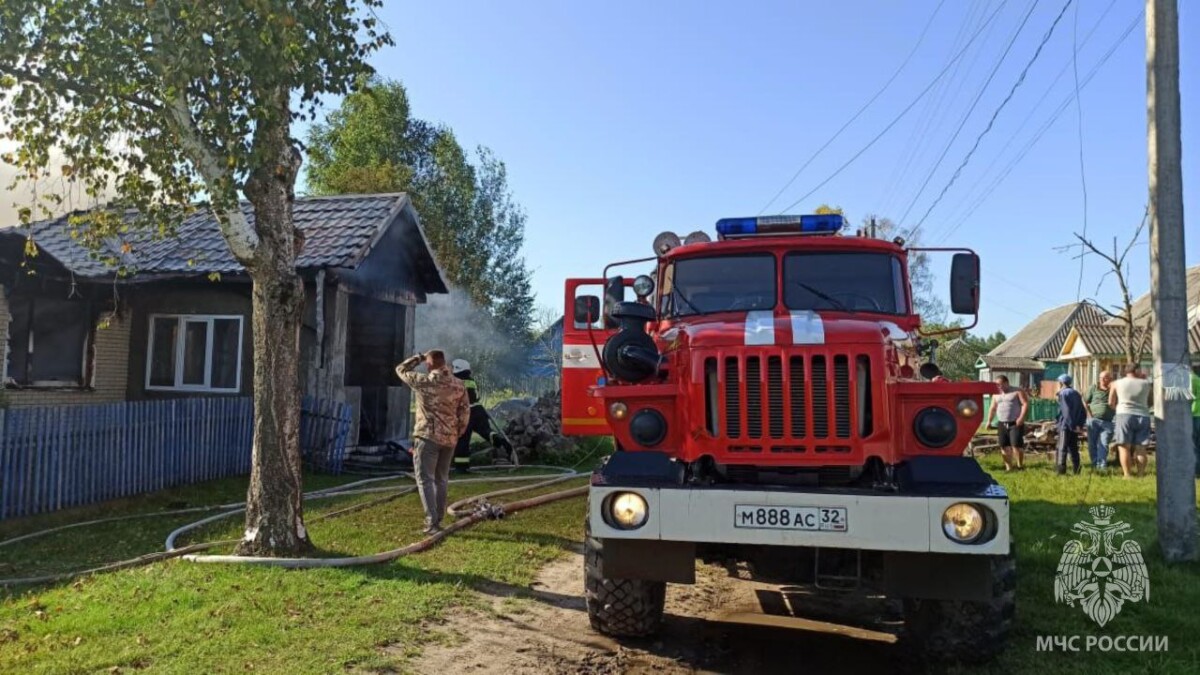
[1146,0,1195,562]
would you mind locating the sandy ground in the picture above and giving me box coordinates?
[408,547,910,674]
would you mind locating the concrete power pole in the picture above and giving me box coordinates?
[1146,0,1196,562]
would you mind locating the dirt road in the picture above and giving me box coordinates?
[413,548,908,674]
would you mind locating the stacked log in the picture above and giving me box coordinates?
[502,390,578,460]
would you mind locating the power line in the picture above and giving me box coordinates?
[936,0,1120,230]
[1072,0,1089,301]
[896,0,1041,226]
[776,1,1010,214]
[908,0,1076,241]
[756,0,948,215]
[874,2,991,215]
[936,9,1142,240]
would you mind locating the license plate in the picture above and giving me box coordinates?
[734,505,848,532]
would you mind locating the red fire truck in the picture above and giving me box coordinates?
[562,214,1013,663]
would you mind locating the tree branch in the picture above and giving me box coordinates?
[0,63,161,113]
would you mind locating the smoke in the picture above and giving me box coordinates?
[414,287,537,393]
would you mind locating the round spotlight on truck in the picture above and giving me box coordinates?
[914,406,957,448]
[606,492,649,530]
[609,402,629,420]
[632,274,655,298]
[956,398,980,418]
[629,409,667,447]
[942,503,991,544]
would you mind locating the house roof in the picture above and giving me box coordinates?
[983,302,1104,366]
[1061,322,1200,359]
[1106,264,1200,327]
[978,355,1046,371]
[0,193,448,293]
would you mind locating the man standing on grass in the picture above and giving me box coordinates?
[1084,370,1116,471]
[1110,364,1153,479]
[1054,374,1087,475]
[397,350,470,534]
[986,375,1028,471]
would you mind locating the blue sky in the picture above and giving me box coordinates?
[334,0,1196,336]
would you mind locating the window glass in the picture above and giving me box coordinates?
[210,319,241,389]
[665,255,775,317]
[783,252,908,315]
[181,321,209,386]
[149,318,178,387]
[146,315,242,391]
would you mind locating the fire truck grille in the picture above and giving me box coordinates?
[714,352,866,443]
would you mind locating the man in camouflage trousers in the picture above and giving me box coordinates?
[396,349,470,534]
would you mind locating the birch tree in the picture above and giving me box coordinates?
[0,0,390,555]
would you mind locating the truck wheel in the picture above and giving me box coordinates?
[584,523,666,637]
[900,547,1016,664]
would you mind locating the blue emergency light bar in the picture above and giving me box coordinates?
[715,214,845,238]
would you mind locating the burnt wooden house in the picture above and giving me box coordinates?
[0,193,447,447]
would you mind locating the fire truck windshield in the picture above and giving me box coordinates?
[784,252,907,314]
[662,254,775,317]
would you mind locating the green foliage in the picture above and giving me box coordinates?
[305,77,535,345]
[926,321,1008,381]
[862,214,946,323]
[0,0,391,256]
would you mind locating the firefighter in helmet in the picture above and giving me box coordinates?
[452,359,516,473]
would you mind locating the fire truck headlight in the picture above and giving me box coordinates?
[629,409,667,447]
[609,402,629,420]
[632,274,655,298]
[956,399,979,418]
[942,503,989,544]
[606,492,649,529]
[914,407,957,448]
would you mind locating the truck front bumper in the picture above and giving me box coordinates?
[589,483,1010,556]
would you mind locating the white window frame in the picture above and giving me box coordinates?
[145,314,244,393]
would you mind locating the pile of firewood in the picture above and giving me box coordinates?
[501,390,578,460]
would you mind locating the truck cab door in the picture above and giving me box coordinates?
[561,278,622,436]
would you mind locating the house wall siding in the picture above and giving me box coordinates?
[0,288,131,407]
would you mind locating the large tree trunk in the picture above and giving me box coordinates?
[234,120,311,557]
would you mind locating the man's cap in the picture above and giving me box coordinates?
[1057,373,1073,385]
[452,359,471,374]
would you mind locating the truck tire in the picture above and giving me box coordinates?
[900,546,1016,664]
[584,523,666,637]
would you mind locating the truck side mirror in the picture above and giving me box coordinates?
[949,253,980,315]
[604,276,626,329]
[574,295,601,326]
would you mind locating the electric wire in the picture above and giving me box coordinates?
[874,1,992,216]
[936,9,1142,242]
[907,0,1076,241]
[896,0,1042,226]
[936,0,1119,229]
[756,0,948,215]
[774,1,1009,215]
[1072,0,1090,301]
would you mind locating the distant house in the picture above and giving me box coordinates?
[0,193,447,447]
[976,302,1105,392]
[1057,264,1200,391]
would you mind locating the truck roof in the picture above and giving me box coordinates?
[662,234,907,260]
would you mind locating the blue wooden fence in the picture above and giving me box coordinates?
[0,396,352,521]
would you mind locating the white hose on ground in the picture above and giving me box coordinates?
[0,465,587,584]
[173,466,588,567]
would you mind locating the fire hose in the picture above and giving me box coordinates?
[0,465,589,585]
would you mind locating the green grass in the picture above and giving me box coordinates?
[0,471,587,674]
[965,450,1200,674]
[1,450,1197,673]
